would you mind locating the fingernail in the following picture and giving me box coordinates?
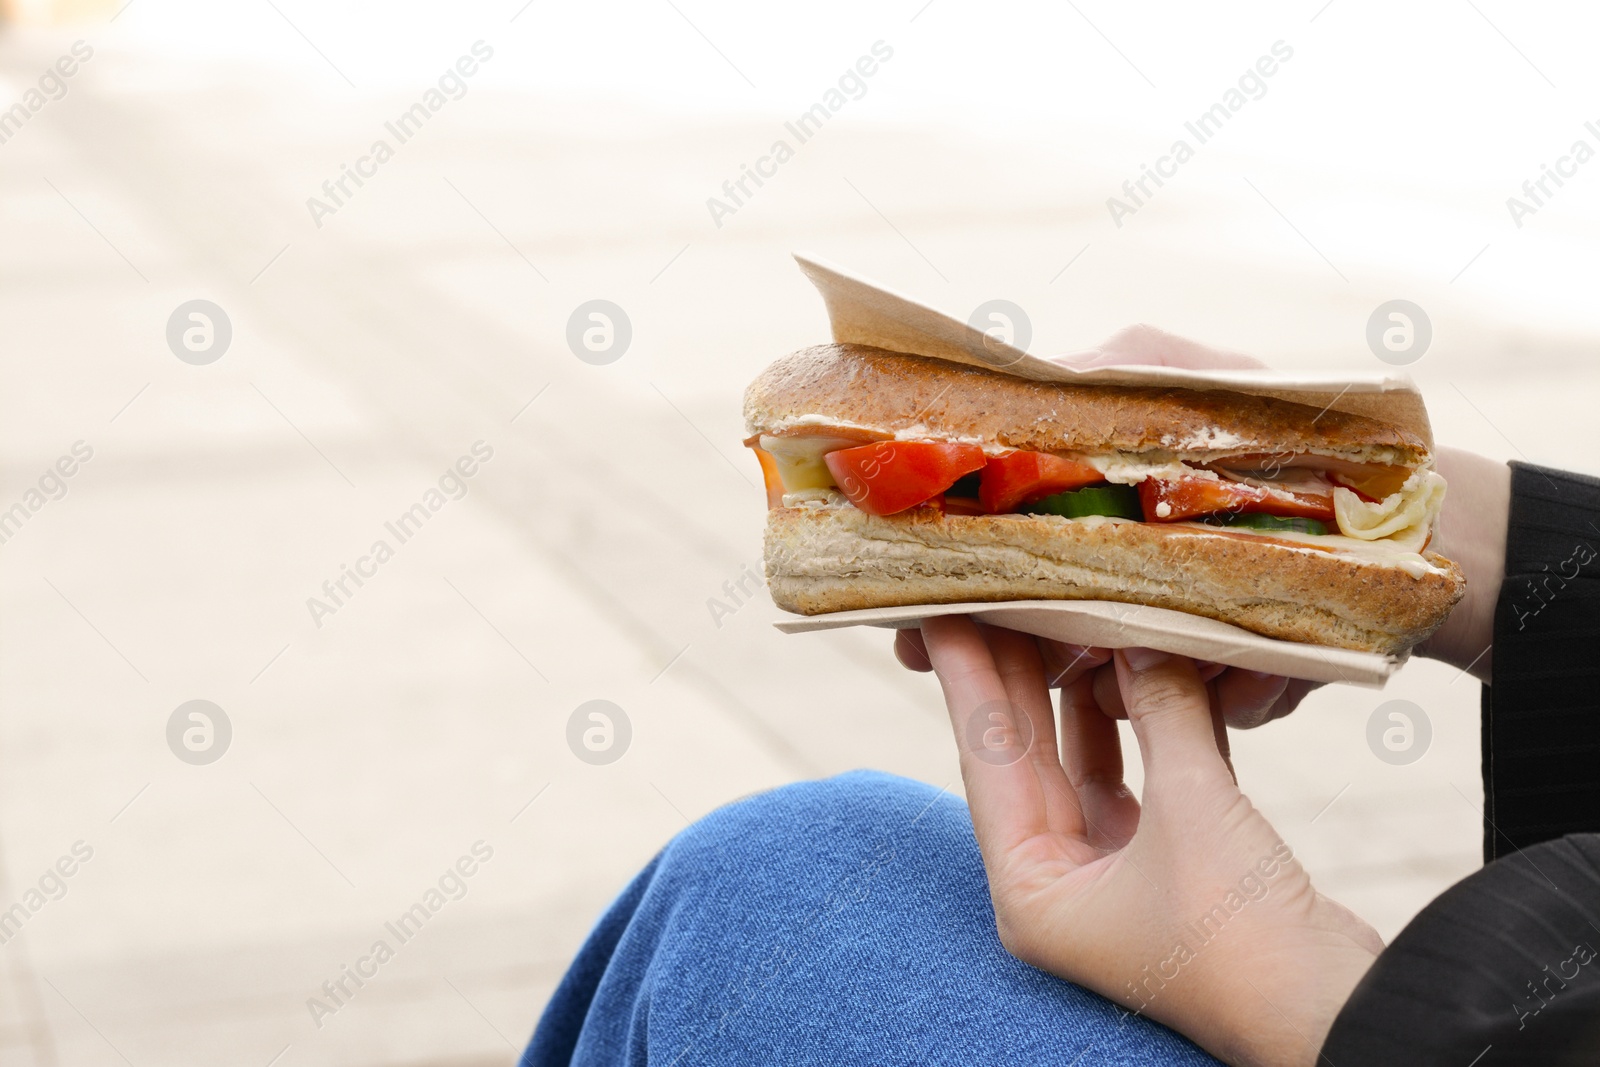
[1118,646,1170,671]
[1245,669,1277,681]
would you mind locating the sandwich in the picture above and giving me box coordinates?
[744,343,1466,654]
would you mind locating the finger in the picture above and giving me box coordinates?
[894,629,932,672]
[1038,641,1110,688]
[986,627,1083,836]
[1265,679,1321,724]
[921,617,1059,854]
[1050,325,1265,370]
[1113,649,1235,790]
[1214,669,1290,730]
[1206,680,1238,785]
[1102,661,1294,728]
[987,627,1055,745]
[1092,650,1219,711]
[1092,663,1126,719]
[1058,673,1139,851]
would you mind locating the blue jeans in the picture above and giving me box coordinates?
[523,771,1221,1066]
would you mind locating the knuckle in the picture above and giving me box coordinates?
[1126,671,1202,717]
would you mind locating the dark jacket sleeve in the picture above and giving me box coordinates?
[1483,462,1600,859]
[1320,462,1600,1063]
[1319,835,1600,1065]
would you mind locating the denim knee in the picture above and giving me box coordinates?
[659,770,969,885]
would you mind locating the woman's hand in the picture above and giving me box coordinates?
[920,616,1381,1067]
[1414,446,1508,682]
[895,630,1311,729]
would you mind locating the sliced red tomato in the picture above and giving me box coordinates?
[748,444,785,509]
[1138,476,1335,523]
[977,451,1105,513]
[824,440,987,516]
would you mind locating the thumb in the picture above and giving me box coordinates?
[1113,648,1234,788]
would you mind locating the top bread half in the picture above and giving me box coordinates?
[744,344,1430,468]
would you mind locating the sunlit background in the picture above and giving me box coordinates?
[1,0,1595,1063]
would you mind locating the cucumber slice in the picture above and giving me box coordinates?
[1024,484,1142,520]
[1204,512,1329,535]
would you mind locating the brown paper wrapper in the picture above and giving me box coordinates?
[770,253,1434,686]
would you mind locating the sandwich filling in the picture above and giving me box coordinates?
[747,421,1447,568]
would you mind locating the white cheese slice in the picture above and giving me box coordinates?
[1332,470,1446,554]
[758,434,862,492]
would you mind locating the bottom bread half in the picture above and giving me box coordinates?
[763,506,1467,654]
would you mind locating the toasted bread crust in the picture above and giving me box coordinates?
[744,344,1429,465]
[764,505,1464,654]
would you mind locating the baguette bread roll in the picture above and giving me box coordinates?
[745,343,1429,466]
[765,505,1464,654]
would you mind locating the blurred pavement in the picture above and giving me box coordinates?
[1,5,1598,1065]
